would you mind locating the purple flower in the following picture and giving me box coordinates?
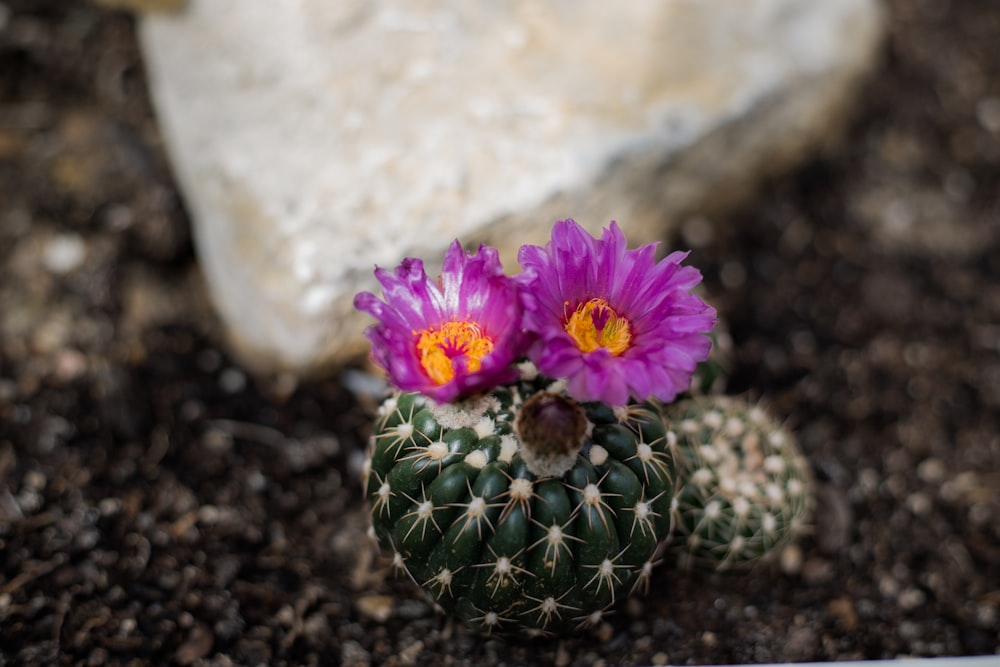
[517,219,716,406]
[354,241,523,403]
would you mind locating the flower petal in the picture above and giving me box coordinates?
[355,242,523,402]
[518,219,716,405]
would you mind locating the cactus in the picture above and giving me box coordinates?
[354,219,812,636]
[362,372,679,637]
[664,395,812,571]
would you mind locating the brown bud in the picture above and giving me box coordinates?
[514,392,588,478]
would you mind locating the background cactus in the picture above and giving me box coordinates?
[664,395,812,571]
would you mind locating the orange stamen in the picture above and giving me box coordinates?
[415,320,495,385]
[564,298,632,355]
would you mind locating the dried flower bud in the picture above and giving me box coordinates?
[514,392,588,477]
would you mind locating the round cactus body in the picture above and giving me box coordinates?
[664,395,812,570]
[362,378,678,636]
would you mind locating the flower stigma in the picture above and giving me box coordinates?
[416,320,495,384]
[564,298,632,355]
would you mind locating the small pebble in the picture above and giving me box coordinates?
[397,639,424,667]
[23,470,46,491]
[899,587,927,611]
[554,643,571,667]
[906,492,932,516]
[801,557,834,585]
[828,597,858,630]
[302,613,330,643]
[275,605,295,627]
[53,348,87,382]
[780,543,804,575]
[42,233,86,274]
[355,595,394,623]
[340,639,371,667]
[976,97,1000,132]
[218,367,246,394]
[917,458,946,484]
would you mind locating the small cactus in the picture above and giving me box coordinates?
[664,395,812,571]
[363,374,678,637]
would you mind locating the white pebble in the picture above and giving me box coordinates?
[43,233,87,274]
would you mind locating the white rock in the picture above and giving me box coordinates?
[139,0,884,372]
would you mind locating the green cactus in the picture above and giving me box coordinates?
[362,372,679,637]
[663,395,812,571]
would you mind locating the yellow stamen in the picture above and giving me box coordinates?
[564,298,632,355]
[416,320,495,385]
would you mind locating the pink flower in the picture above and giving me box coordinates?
[354,241,523,403]
[517,219,716,406]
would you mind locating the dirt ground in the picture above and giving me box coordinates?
[1,1,999,665]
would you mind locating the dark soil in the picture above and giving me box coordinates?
[1,1,999,665]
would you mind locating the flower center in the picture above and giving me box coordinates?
[564,298,632,355]
[416,320,495,385]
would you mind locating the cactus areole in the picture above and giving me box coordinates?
[362,377,678,636]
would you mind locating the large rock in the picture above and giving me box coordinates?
[139,0,884,373]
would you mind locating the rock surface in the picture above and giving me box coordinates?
[139,0,885,372]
